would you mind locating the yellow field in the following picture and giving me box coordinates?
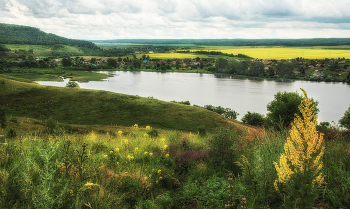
[202,46,350,60]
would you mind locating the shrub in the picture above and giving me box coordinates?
[65,80,79,88]
[7,128,17,138]
[208,128,239,174]
[339,105,350,129]
[241,111,265,126]
[0,107,6,128]
[147,128,159,138]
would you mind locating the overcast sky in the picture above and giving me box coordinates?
[1,0,350,40]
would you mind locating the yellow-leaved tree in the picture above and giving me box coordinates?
[273,88,325,208]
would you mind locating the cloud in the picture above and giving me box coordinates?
[1,0,350,39]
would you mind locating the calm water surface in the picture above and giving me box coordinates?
[38,71,350,123]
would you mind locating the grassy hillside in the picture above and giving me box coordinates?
[0,74,232,131]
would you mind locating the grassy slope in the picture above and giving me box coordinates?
[0,74,233,131]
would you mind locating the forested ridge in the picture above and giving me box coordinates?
[0,23,98,49]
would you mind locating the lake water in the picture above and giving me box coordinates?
[37,71,350,123]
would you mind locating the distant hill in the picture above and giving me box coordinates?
[91,38,350,47]
[0,23,99,51]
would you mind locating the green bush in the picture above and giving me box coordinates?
[339,105,350,129]
[0,107,6,128]
[208,128,239,174]
[7,128,17,138]
[241,111,265,126]
[147,128,159,138]
[65,80,79,88]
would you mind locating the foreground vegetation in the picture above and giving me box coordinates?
[0,106,349,208]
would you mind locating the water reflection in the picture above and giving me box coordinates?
[37,71,350,123]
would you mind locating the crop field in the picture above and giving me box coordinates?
[193,46,350,59]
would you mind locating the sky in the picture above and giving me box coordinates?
[1,0,350,40]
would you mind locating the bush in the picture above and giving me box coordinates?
[241,111,265,126]
[339,105,350,129]
[208,128,239,174]
[147,128,159,138]
[0,107,6,128]
[7,128,17,138]
[65,80,79,88]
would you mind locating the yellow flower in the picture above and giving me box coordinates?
[161,138,165,142]
[157,169,161,174]
[118,130,123,135]
[124,139,128,144]
[115,148,119,152]
[163,145,168,149]
[146,126,151,129]
[135,147,139,151]
[134,124,138,128]
[273,88,325,191]
[165,154,169,157]
[149,153,153,156]
[117,162,119,165]
[144,152,148,155]
[159,177,162,180]
[144,133,148,137]
[110,151,113,154]
[149,174,152,177]
[144,176,148,181]
[103,155,108,158]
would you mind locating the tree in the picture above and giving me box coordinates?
[215,58,228,73]
[132,59,142,69]
[266,91,318,129]
[107,58,117,68]
[339,105,350,129]
[61,58,72,67]
[248,62,265,77]
[91,58,96,64]
[276,63,295,78]
[241,111,265,126]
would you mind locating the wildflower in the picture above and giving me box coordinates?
[228,178,233,181]
[144,133,148,137]
[144,176,148,181]
[124,139,128,144]
[117,162,119,165]
[163,145,168,149]
[103,155,108,158]
[134,124,138,128]
[118,131,122,135]
[144,152,148,155]
[156,180,158,183]
[161,138,165,142]
[149,174,152,178]
[165,154,169,157]
[135,147,139,151]
[115,148,119,152]
[158,169,161,174]
[159,176,162,180]
[146,126,151,129]
[110,151,113,154]
[149,153,153,156]
[273,89,325,192]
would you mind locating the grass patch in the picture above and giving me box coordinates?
[0,74,231,131]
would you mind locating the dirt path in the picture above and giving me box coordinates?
[225,119,261,133]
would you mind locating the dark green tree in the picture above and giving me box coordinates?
[132,59,142,69]
[339,105,350,129]
[266,91,318,128]
[242,111,265,126]
[249,62,265,77]
[107,58,117,68]
[91,58,96,64]
[276,63,295,78]
[215,58,228,73]
[61,58,72,67]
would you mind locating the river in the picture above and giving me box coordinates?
[37,71,350,123]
